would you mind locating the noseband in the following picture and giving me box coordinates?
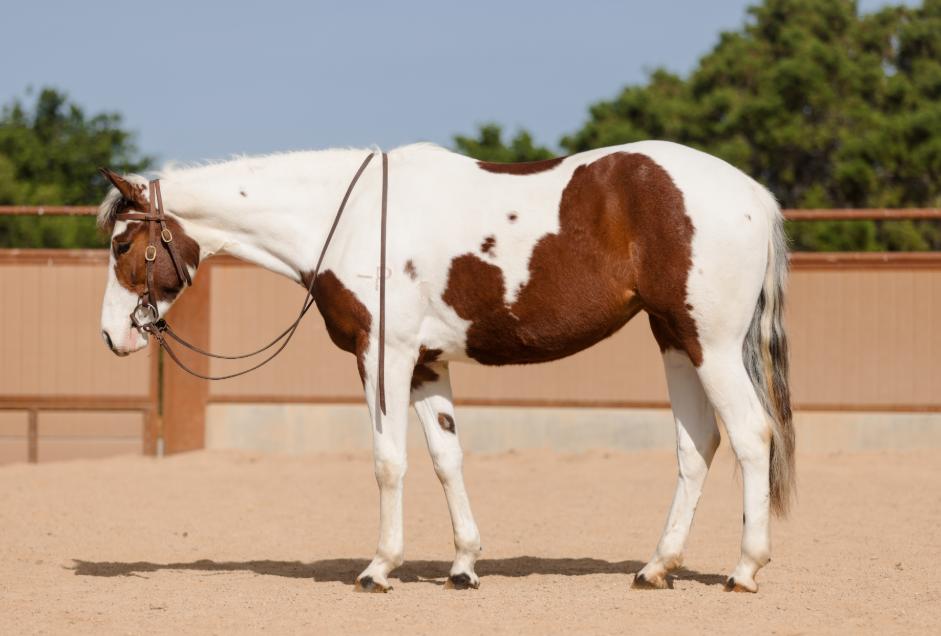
[113,152,390,414]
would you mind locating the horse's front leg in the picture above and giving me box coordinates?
[354,345,415,593]
[411,361,482,589]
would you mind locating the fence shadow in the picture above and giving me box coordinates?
[68,556,725,587]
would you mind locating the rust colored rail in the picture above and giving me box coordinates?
[784,209,941,221]
[0,205,98,216]
[207,394,941,413]
[4,249,941,269]
[0,395,153,411]
[2,205,941,221]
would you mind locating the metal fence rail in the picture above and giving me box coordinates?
[3,205,941,221]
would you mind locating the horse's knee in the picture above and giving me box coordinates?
[431,450,463,481]
[374,457,407,486]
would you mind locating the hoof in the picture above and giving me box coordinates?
[445,573,479,590]
[354,576,392,593]
[724,577,757,594]
[632,572,671,590]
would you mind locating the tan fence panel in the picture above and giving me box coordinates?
[0,253,153,464]
[208,260,941,411]
[208,264,364,399]
[0,256,150,397]
[788,268,940,410]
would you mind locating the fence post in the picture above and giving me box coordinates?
[160,265,212,454]
[143,343,161,456]
[27,409,38,463]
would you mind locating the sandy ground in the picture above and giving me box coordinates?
[1,445,939,635]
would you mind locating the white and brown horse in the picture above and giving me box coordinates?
[98,141,794,593]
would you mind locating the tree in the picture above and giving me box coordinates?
[454,124,555,163]
[455,0,941,251]
[0,88,152,247]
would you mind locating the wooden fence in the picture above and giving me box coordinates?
[1,206,939,462]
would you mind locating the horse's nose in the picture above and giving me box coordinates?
[102,330,114,351]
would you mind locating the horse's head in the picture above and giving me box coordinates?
[97,169,200,356]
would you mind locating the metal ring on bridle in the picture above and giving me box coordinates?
[144,245,157,261]
[161,228,173,242]
[131,302,159,329]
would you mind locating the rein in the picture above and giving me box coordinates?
[115,151,389,413]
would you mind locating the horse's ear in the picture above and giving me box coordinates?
[98,167,148,210]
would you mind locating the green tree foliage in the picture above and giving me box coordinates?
[455,0,941,251]
[454,124,555,162]
[0,88,152,247]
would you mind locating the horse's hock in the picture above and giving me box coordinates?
[1,247,939,463]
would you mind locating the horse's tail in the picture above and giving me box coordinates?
[743,187,795,517]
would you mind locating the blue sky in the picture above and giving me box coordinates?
[2,1,906,163]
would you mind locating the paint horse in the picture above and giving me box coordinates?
[98,141,794,593]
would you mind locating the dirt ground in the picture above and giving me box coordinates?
[1,445,939,635]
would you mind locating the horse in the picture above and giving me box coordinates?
[97,140,794,594]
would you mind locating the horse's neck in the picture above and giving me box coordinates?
[159,150,381,282]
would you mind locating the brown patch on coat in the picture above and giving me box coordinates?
[480,235,496,256]
[111,218,200,302]
[477,156,564,175]
[411,346,442,391]
[507,212,518,222]
[306,270,372,383]
[404,260,417,280]
[437,413,455,433]
[443,152,701,366]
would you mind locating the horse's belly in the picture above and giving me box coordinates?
[441,251,642,366]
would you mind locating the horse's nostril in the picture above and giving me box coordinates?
[102,330,114,351]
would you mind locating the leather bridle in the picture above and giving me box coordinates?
[113,151,389,413]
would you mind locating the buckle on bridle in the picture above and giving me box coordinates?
[161,228,173,243]
[144,245,157,261]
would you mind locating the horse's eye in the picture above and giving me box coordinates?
[113,241,132,256]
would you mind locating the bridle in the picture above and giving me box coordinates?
[113,151,390,413]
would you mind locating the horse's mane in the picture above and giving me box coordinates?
[97,143,450,232]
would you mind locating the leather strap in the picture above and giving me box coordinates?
[378,152,389,415]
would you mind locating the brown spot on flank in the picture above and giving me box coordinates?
[112,217,200,302]
[480,235,496,256]
[443,152,700,366]
[404,260,417,280]
[306,270,372,383]
[437,413,455,433]
[507,212,518,222]
[411,346,443,391]
[240,190,247,197]
[477,156,564,175]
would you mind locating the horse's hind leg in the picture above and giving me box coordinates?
[412,362,482,589]
[634,347,719,589]
[696,345,772,593]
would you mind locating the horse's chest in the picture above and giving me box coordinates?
[312,270,372,379]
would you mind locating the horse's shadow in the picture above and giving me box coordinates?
[68,556,726,587]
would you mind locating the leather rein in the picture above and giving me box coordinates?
[114,151,389,414]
